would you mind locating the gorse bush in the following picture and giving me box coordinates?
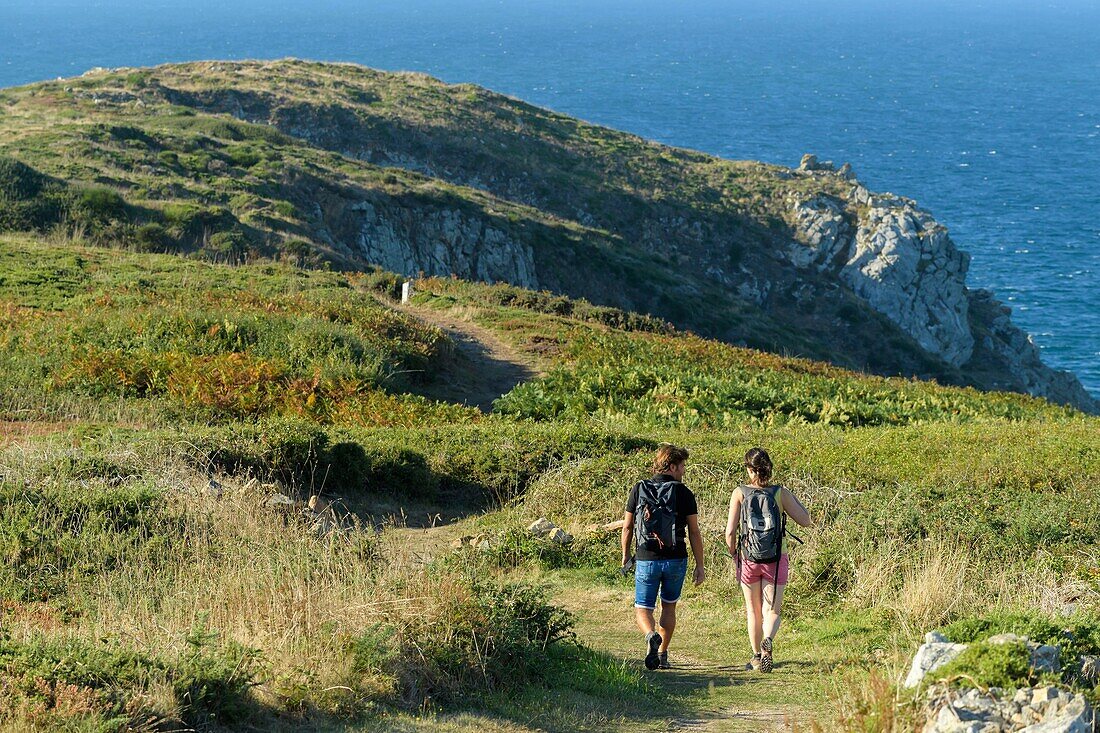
[0,626,263,730]
[417,277,675,334]
[930,640,1043,690]
[373,577,576,705]
[0,476,179,602]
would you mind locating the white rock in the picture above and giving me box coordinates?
[1032,687,1059,706]
[926,630,950,644]
[904,642,969,688]
[1019,693,1093,733]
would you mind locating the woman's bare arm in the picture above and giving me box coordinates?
[782,490,812,527]
[724,490,741,554]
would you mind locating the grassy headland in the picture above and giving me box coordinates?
[1,59,1091,409]
[0,236,1097,730]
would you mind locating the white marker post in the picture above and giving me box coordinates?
[401,281,414,304]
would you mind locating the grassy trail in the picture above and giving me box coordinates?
[390,300,543,411]
[383,512,875,732]
[549,572,819,732]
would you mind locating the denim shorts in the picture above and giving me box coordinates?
[634,557,688,609]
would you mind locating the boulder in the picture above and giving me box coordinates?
[988,634,1061,674]
[265,493,297,508]
[904,641,969,688]
[548,527,573,545]
[528,517,556,537]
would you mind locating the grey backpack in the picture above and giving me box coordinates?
[634,480,678,553]
[738,485,785,563]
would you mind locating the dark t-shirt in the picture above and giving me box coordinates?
[625,474,699,561]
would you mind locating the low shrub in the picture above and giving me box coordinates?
[75,187,127,223]
[0,628,262,729]
[479,525,619,571]
[930,640,1038,689]
[381,578,575,705]
[940,612,1100,676]
[0,476,177,601]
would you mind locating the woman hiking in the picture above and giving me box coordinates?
[724,447,811,673]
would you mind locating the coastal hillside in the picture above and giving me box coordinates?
[1,238,1097,731]
[0,59,1094,412]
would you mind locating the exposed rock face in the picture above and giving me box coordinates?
[339,200,537,288]
[789,193,974,367]
[786,187,1098,411]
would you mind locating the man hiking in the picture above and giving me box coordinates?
[622,443,705,670]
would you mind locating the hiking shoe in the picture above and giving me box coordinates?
[658,651,671,670]
[760,637,774,673]
[745,653,761,671]
[644,631,662,670]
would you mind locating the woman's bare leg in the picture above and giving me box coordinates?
[740,581,764,654]
[762,581,786,640]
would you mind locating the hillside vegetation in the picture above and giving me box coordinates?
[1,237,1098,731]
[1,59,1094,411]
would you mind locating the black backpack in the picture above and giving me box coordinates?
[633,480,679,553]
[738,485,785,563]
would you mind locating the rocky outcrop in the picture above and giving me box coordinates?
[969,290,1100,412]
[527,517,573,544]
[908,631,1096,732]
[789,191,974,367]
[303,183,539,288]
[786,175,1098,410]
[924,685,1094,733]
[904,633,1062,690]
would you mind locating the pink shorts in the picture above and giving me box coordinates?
[739,555,789,585]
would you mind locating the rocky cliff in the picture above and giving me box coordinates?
[0,60,1094,412]
[780,161,1096,411]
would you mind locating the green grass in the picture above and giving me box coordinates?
[0,235,1096,730]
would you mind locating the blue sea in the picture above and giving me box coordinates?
[2,0,1097,396]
